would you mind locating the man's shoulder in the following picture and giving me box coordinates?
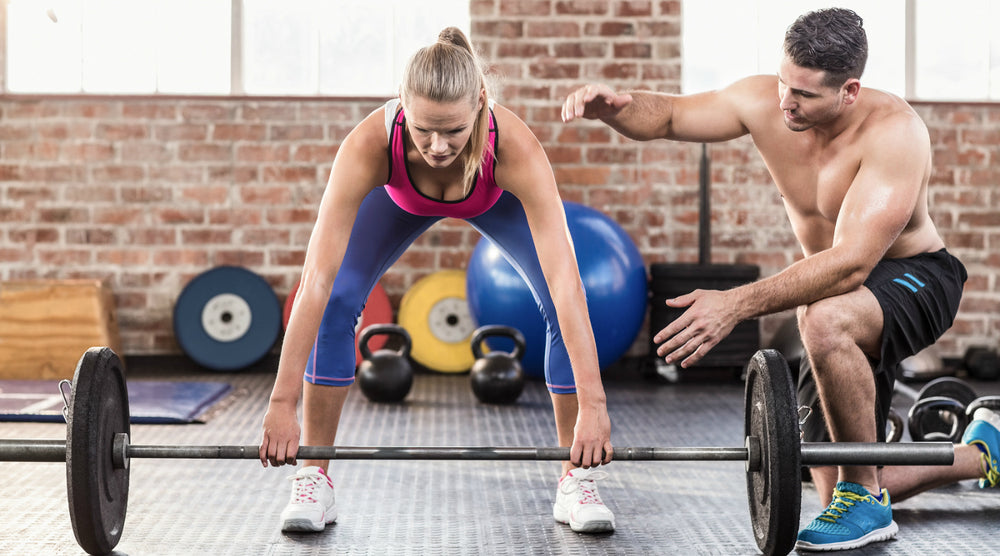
[858,89,928,142]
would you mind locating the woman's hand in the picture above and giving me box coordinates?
[258,401,301,467]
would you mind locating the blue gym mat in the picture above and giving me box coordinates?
[0,379,233,424]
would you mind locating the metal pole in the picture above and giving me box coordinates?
[0,439,65,462]
[126,445,751,462]
[0,439,954,466]
[801,442,953,466]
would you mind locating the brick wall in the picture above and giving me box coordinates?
[1,0,997,362]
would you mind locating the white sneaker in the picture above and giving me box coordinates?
[553,467,616,533]
[280,466,337,532]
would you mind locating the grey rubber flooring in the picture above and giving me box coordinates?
[1,356,997,555]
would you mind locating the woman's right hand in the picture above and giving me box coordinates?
[258,401,301,468]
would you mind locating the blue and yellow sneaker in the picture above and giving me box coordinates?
[961,407,1000,489]
[795,481,897,551]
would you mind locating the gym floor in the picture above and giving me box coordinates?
[1,356,998,555]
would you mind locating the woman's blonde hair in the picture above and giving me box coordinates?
[400,27,491,196]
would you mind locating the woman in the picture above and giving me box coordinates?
[259,27,615,535]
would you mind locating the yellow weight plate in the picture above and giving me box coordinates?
[398,269,476,373]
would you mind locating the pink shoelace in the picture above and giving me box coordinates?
[562,469,609,505]
[288,472,330,504]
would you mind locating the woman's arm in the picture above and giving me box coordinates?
[492,104,612,465]
[259,108,390,466]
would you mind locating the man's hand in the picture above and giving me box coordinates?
[562,84,633,123]
[653,289,741,368]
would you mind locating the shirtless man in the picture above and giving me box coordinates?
[562,7,999,551]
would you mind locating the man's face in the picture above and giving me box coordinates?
[776,56,847,132]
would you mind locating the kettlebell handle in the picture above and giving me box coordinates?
[470,325,526,361]
[358,323,412,359]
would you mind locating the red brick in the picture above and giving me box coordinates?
[213,124,267,141]
[213,250,266,267]
[181,104,236,121]
[586,22,635,37]
[95,207,144,225]
[122,103,178,119]
[37,249,93,265]
[153,250,211,266]
[37,207,89,223]
[180,185,229,204]
[240,104,297,122]
[61,142,115,162]
[614,43,652,58]
[0,165,25,181]
[97,123,149,141]
[555,1,609,15]
[498,43,551,58]
[553,42,608,58]
[179,143,232,162]
[473,20,525,39]
[8,228,60,243]
[243,229,291,244]
[66,184,117,203]
[122,142,172,162]
[121,185,174,203]
[616,1,652,16]
[525,21,580,38]
[236,145,290,163]
[267,208,317,225]
[208,208,265,226]
[97,249,151,265]
[499,0,552,16]
[92,164,147,182]
[270,124,324,141]
[128,229,177,245]
[240,186,292,205]
[182,229,233,244]
[155,124,210,141]
[0,123,32,140]
[293,144,337,163]
[262,165,319,183]
[62,102,117,119]
[156,208,206,224]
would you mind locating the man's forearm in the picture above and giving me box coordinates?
[601,91,674,142]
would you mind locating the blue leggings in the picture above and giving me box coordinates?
[305,186,575,393]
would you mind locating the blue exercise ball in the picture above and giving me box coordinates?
[466,201,648,378]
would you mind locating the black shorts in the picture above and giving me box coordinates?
[797,249,967,443]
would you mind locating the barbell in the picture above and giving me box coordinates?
[0,347,955,556]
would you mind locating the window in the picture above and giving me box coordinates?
[5,0,471,96]
[682,0,1000,101]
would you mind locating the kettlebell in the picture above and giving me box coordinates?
[469,325,526,404]
[357,324,413,403]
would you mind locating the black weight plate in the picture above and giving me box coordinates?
[967,395,1000,417]
[66,347,130,555]
[908,396,967,442]
[744,349,801,556]
[917,377,978,407]
[173,266,281,371]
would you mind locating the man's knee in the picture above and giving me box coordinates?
[797,298,855,359]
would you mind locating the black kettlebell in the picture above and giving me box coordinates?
[469,325,526,404]
[357,324,413,403]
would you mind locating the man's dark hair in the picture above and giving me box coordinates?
[783,8,868,88]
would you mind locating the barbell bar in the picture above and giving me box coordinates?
[0,347,958,556]
[0,438,953,466]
